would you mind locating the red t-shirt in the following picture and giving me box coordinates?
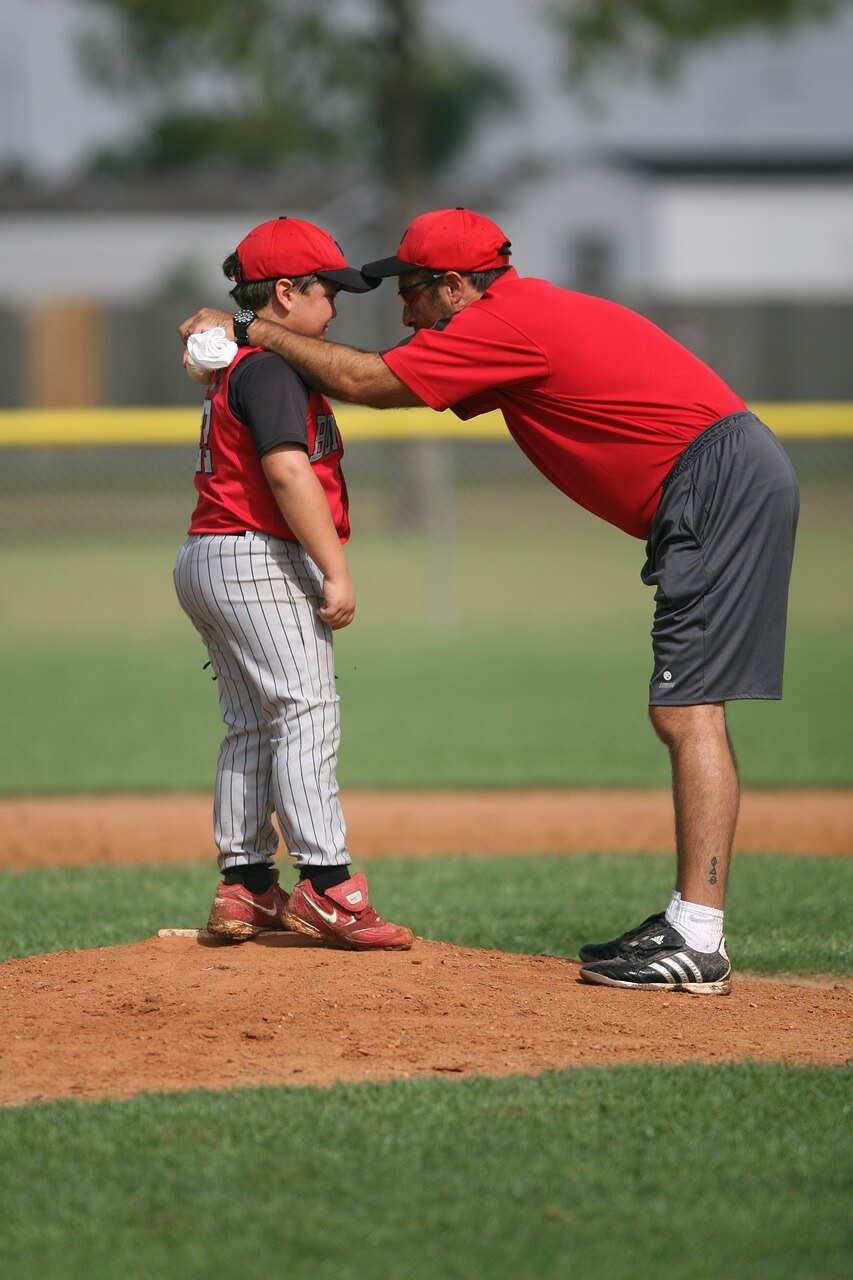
[383,270,746,538]
[189,346,350,542]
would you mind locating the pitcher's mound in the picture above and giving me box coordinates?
[1,935,849,1105]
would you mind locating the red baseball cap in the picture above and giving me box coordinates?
[234,217,378,292]
[362,207,512,278]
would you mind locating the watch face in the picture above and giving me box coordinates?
[233,310,256,345]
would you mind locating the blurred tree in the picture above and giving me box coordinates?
[76,0,515,198]
[551,0,851,84]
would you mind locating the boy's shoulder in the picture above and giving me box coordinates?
[231,349,309,393]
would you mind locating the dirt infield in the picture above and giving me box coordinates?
[1,789,850,1104]
[1,788,851,867]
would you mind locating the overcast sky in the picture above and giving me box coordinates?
[3,0,853,179]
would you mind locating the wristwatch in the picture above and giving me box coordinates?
[233,309,256,346]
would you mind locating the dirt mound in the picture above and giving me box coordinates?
[1,934,849,1106]
[2,790,849,1105]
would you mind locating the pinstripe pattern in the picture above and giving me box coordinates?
[174,532,349,873]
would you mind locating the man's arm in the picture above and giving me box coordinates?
[179,308,423,409]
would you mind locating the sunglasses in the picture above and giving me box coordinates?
[397,272,446,299]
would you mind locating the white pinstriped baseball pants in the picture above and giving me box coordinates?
[173,532,350,874]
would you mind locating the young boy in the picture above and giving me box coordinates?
[174,216,413,950]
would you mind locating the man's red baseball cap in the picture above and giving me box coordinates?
[234,217,378,292]
[362,207,512,278]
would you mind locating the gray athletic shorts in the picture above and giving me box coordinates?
[642,411,799,706]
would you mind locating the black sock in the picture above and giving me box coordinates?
[299,865,352,896]
[223,865,273,895]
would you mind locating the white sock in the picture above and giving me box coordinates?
[665,896,724,953]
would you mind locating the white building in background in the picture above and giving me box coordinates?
[0,0,852,403]
[507,151,853,301]
[2,153,852,310]
[1,0,853,306]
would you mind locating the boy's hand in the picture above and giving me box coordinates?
[318,573,356,630]
[183,349,214,385]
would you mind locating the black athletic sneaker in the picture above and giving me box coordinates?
[578,924,732,995]
[578,911,667,963]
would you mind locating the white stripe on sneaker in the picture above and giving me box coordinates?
[649,961,677,983]
[679,954,704,982]
[665,957,693,983]
[235,895,279,917]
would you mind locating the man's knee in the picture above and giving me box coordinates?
[649,702,727,749]
[649,704,681,747]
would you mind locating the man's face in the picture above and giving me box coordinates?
[397,269,454,330]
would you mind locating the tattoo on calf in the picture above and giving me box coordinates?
[709,856,718,885]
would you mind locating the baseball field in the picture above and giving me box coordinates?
[0,431,850,1278]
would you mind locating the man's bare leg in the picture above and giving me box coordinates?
[577,702,737,988]
[649,702,740,908]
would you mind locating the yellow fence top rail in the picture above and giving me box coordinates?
[0,402,851,447]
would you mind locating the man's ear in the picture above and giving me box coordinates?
[443,271,465,300]
[444,271,478,308]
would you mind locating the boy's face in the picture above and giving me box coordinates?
[283,279,340,337]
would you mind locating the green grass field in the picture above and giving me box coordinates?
[0,855,850,1280]
[0,455,850,792]
[1,854,851,973]
[2,1065,849,1280]
[1,446,849,1279]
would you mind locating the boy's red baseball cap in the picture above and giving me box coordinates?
[234,217,377,292]
[362,207,512,277]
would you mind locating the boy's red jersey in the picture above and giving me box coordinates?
[188,346,350,542]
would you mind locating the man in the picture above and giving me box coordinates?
[180,206,800,994]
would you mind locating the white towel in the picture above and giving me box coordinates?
[186,327,239,372]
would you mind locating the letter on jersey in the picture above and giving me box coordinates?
[310,413,342,462]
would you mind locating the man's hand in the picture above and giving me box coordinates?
[179,308,233,343]
[318,572,356,630]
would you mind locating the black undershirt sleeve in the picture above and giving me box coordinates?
[228,351,311,457]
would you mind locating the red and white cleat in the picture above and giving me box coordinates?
[206,868,290,941]
[282,872,414,951]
